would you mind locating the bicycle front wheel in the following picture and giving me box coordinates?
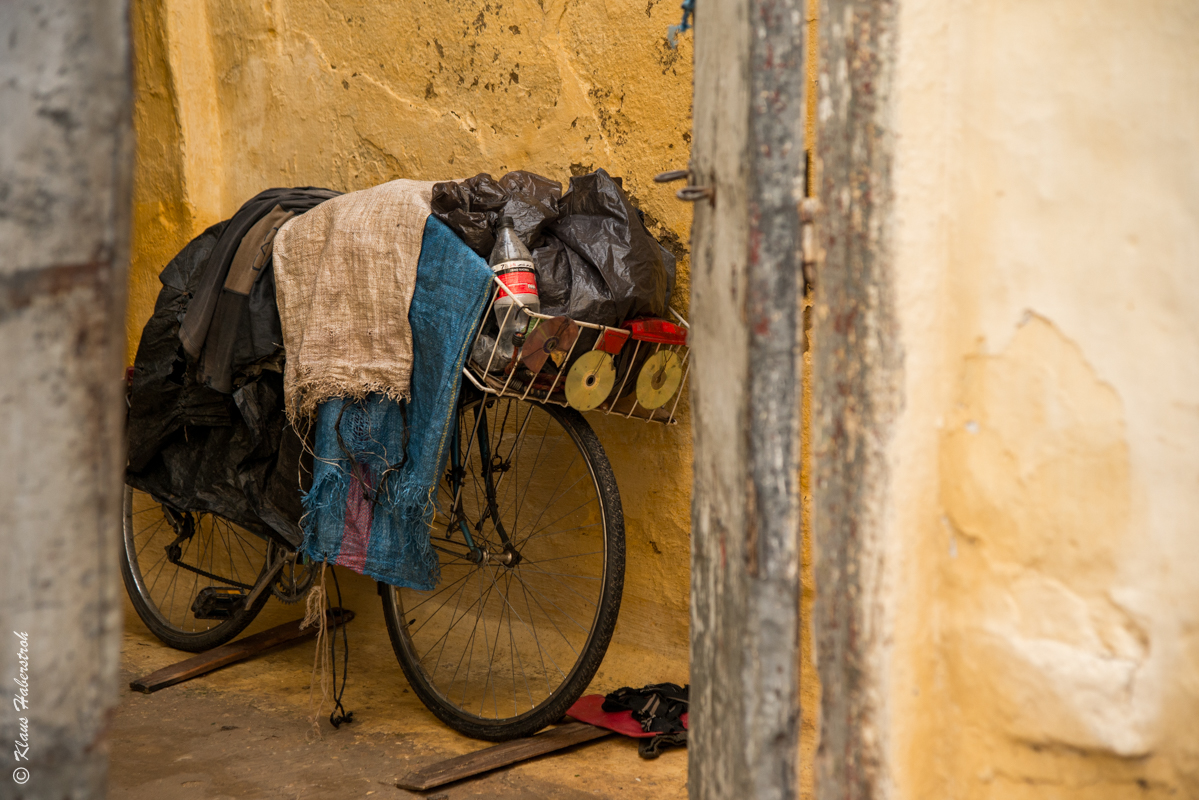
[381,393,625,740]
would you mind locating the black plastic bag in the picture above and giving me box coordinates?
[430,170,561,256]
[544,170,675,324]
[432,168,676,328]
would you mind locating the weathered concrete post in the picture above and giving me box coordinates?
[688,0,805,795]
[812,1,898,798]
[0,1,132,797]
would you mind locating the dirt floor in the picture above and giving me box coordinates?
[107,566,688,800]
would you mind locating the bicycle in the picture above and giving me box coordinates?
[122,278,687,741]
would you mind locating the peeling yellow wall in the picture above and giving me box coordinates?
[128,0,695,685]
[888,1,1199,796]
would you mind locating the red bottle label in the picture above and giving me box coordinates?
[497,266,539,298]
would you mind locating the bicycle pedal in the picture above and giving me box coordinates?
[191,587,248,620]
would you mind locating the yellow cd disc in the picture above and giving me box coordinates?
[635,351,684,409]
[565,350,616,411]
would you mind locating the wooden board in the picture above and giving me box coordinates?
[395,722,613,791]
[129,608,355,694]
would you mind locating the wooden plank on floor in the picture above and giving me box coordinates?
[396,722,614,791]
[129,608,355,694]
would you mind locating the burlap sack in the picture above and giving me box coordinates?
[273,179,439,421]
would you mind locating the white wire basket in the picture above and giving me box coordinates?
[462,276,691,424]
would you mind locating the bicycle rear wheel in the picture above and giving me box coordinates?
[121,486,275,652]
[381,392,625,740]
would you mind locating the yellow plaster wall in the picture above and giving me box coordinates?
[800,0,820,796]
[128,0,697,687]
[887,1,1199,796]
[128,0,187,354]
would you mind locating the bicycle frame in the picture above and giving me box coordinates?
[443,391,527,567]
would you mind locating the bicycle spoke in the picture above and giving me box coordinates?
[426,572,478,679]
[521,521,602,543]
[406,570,477,637]
[519,569,601,580]
[134,516,168,559]
[512,566,590,635]
[483,567,547,716]
[518,496,598,550]
[511,567,584,651]
[450,570,495,705]
[483,576,507,718]
[510,415,554,525]
[517,564,566,698]
[419,572,489,671]
[519,561,600,608]
[520,469,586,544]
[523,549,603,564]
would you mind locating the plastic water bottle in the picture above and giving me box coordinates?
[487,215,540,364]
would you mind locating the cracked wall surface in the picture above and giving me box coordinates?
[126,0,697,700]
[884,1,1199,796]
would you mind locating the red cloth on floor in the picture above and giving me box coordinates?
[566,694,689,738]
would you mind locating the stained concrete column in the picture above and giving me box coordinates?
[688,0,805,795]
[0,1,132,797]
[811,2,899,797]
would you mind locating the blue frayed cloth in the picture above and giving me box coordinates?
[300,217,495,588]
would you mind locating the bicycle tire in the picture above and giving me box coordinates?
[121,485,275,652]
[381,392,625,740]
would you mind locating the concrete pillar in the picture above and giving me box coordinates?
[811,2,898,796]
[0,1,132,797]
[688,0,806,795]
[811,1,1199,795]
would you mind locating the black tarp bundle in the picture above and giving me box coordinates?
[180,187,341,392]
[126,188,338,547]
[431,169,677,328]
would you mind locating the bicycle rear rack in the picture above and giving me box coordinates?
[462,276,691,424]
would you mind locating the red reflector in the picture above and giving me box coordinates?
[596,327,631,354]
[621,318,687,346]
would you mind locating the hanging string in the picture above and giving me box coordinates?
[326,565,353,729]
[303,562,330,741]
[302,561,354,737]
